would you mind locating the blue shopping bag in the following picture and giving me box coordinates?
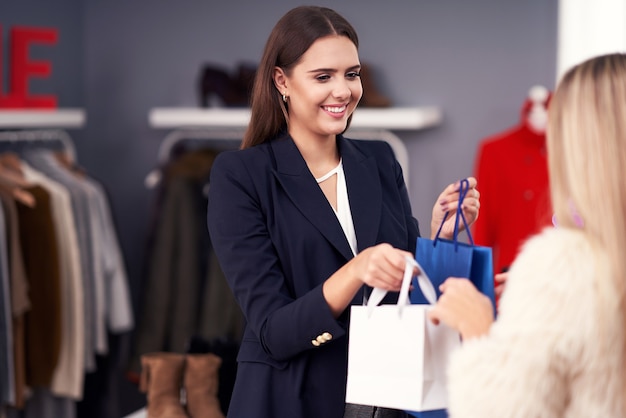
[408,179,495,418]
[410,179,495,307]
[408,410,448,418]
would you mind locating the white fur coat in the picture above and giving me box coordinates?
[446,227,624,417]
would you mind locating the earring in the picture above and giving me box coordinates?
[282,92,288,103]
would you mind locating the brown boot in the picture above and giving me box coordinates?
[184,353,225,418]
[359,63,392,107]
[140,352,188,418]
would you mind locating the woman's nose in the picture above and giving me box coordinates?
[332,79,352,100]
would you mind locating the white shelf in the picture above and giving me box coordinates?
[148,106,442,131]
[148,106,443,190]
[351,107,442,130]
[0,109,86,128]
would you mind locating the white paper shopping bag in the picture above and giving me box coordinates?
[345,257,460,412]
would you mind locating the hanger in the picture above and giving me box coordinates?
[0,152,26,177]
[145,127,412,189]
[0,129,78,207]
[0,154,36,208]
[0,129,77,163]
[145,128,244,188]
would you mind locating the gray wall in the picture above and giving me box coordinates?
[1,0,558,317]
[81,0,557,285]
[1,1,557,414]
[0,0,84,108]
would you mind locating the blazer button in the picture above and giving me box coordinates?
[322,332,332,341]
[316,335,326,344]
[311,339,321,347]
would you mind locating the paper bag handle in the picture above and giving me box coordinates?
[367,256,437,314]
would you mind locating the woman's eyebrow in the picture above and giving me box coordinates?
[308,65,361,73]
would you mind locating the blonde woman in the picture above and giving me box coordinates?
[429,52,626,417]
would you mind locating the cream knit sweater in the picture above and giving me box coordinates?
[447,227,624,417]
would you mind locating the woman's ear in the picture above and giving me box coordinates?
[273,66,287,96]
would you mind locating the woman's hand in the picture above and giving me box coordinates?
[323,244,417,317]
[430,177,480,240]
[428,277,494,340]
[494,272,508,300]
[349,243,416,292]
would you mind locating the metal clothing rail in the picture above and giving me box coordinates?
[147,106,446,191]
[145,127,411,189]
[144,128,245,188]
[0,129,77,163]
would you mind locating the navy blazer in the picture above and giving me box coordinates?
[207,133,420,418]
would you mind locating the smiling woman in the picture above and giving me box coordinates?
[273,35,363,165]
[205,5,480,418]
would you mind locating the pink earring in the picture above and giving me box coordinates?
[553,200,584,228]
[568,200,584,227]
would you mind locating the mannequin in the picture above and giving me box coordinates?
[472,85,553,275]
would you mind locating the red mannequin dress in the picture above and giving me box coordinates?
[472,88,553,275]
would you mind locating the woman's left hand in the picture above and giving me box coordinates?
[428,277,494,340]
[430,177,480,240]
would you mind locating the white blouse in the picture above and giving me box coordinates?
[315,159,357,256]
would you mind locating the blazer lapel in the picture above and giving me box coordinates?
[339,137,382,253]
[270,136,354,261]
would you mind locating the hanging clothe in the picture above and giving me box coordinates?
[131,145,245,415]
[472,91,553,274]
[0,143,133,418]
[22,161,85,400]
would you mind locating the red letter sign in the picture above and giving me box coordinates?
[0,26,58,108]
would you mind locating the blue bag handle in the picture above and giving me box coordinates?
[432,178,474,250]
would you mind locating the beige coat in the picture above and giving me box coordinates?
[447,227,624,417]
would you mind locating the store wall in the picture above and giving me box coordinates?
[0,1,84,109]
[1,1,558,414]
[80,0,558,293]
[0,0,559,300]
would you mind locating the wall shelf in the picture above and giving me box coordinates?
[147,106,443,189]
[148,106,442,130]
[0,108,86,128]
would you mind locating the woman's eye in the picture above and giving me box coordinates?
[316,74,331,81]
[346,72,361,79]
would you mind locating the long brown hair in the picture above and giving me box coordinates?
[240,6,359,149]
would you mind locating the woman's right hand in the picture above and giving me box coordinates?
[350,243,416,292]
[324,243,416,317]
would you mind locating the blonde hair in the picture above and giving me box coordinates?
[548,52,626,407]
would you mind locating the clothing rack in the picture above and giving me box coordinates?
[144,127,411,189]
[0,129,77,163]
[144,128,245,188]
[147,106,445,191]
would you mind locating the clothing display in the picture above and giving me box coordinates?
[359,63,392,107]
[0,145,133,417]
[447,227,623,417]
[472,89,552,274]
[198,63,256,107]
[131,145,245,415]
